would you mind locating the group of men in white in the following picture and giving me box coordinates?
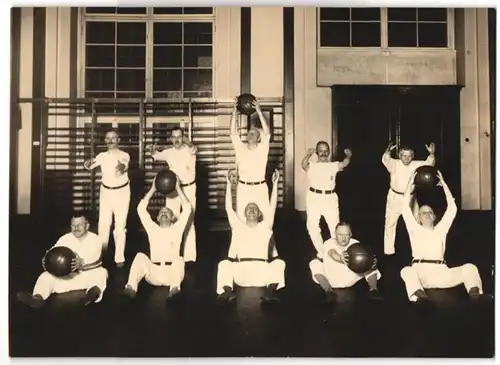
[17,98,489,310]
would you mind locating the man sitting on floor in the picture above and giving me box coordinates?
[309,222,383,303]
[122,174,191,302]
[400,170,490,305]
[216,168,285,304]
[17,212,108,308]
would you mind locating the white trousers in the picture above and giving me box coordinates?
[33,267,108,303]
[306,191,339,256]
[164,184,197,262]
[383,190,419,255]
[309,258,381,289]
[236,182,270,221]
[400,263,483,302]
[98,184,131,264]
[126,253,185,292]
[216,259,286,295]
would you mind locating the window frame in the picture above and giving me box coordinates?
[77,7,216,102]
[317,8,455,51]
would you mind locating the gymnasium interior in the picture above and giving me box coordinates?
[9,7,496,357]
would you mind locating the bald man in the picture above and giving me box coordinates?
[84,129,130,267]
[301,142,352,259]
[382,142,435,256]
[230,98,272,221]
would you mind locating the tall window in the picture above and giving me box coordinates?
[318,8,449,49]
[82,7,214,101]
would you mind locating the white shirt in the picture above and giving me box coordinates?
[137,199,192,263]
[231,133,271,182]
[382,155,434,193]
[94,150,130,187]
[53,232,102,265]
[152,146,196,184]
[307,161,342,191]
[401,195,458,260]
[322,237,359,263]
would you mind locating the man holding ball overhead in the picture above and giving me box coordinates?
[148,127,198,263]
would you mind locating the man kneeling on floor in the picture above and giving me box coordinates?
[122,174,191,302]
[217,168,285,304]
[309,222,383,303]
[17,212,108,308]
[400,170,490,305]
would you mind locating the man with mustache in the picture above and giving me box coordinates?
[216,169,285,305]
[230,97,272,221]
[301,141,352,259]
[122,173,191,302]
[382,142,435,256]
[84,129,130,268]
[400,170,490,305]
[16,212,108,308]
[149,127,197,263]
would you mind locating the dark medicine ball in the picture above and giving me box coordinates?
[414,165,439,188]
[44,246,76,277]
[346,243,376,274]
[155,169,177,194]
[237,93,256,115]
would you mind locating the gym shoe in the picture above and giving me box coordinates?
[82,286,101,306]
[261,287,281,305]
[218,288,237,303]
[17,292,45,309]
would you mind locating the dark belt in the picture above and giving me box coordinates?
[238,258,268,263]
[412,259,446,265]
[309,187,336,195]
[81,261,103,271]
[153,261,173,266]
[238,180,266,186]
[102,181,129,190]
[181,180,196,188]
[390,188,404,195]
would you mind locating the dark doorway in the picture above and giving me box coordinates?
[333,85,462,255]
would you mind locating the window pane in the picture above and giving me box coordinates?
[116,46,146,67]
[184,46,212,67]
[153,91,183,99]
[418,23,448,47]
[418,8,447,22]
[320,22,350,47]
[388,22,417,47]
[85,91,115,99]
[153,7,182,14]
[115,92,145,98]
[116,69,146,91]
[86,46,115,67]
[85,7,116,14]
[388,8,417,21]
[184,7,213,14]
[117,22,146,44]
[352,23,381,47]
[320,8,350,21]
[85,69,115,91]
[184,91,212,98]
[86,22,115,44]
[116,7,147,14]
[351,8,380,21]
[153,46,182,67]
[183,69,212,92]
[184,23,212,44]
[153,69,182,91]
[154,23,182,44]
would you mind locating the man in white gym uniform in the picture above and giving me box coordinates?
[122,173,191,302]
[149,127,197,263]
[382,142,435,256]
[84,129,130,267]
[301,141,352,259]
[230,98,272,220]
[216,168,285,304]
[17,212,108,308]
[309,222,382,303]
[400,170,490,305]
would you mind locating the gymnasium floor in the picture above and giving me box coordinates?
[9,210,495,358]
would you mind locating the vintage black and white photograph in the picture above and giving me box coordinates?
[8,5,496,358]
